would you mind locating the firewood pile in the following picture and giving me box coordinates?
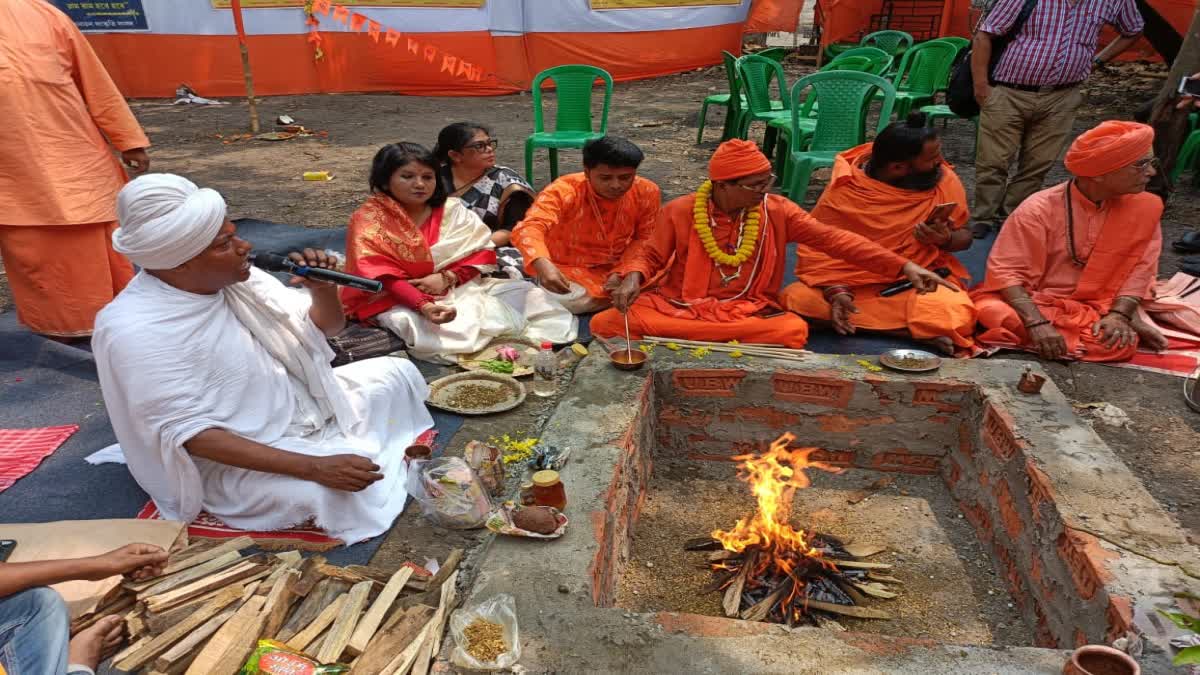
[70,536,464,674]
[696,536,899,626]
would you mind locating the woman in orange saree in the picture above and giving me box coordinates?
[342,143,577,363]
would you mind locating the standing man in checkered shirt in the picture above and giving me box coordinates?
[969,0,1145,238]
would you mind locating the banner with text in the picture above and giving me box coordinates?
[590,0,738,8]
[211,0,484,7]
[51,0,148,31]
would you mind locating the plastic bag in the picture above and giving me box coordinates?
[240,639,349,673]
[408,457,492,529]
[450,594,520,671]
[465,440,505,497]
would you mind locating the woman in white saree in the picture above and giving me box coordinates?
[342,143,576,362]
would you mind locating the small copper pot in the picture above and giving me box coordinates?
[1018,370,1047,394]
[610,350,647,371]
[1062,646,1139,675]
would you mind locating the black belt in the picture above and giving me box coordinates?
[994,81,1083,94]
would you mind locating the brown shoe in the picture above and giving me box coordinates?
[970,221,994,239]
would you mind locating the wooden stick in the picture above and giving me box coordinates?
[722,551,756,618]
[412,570,458,675]
[145,559,270,613]
[112,636,153,664]
[152,605,238,671]
[353,605,436,675]
[803,598,892,620]
[347,567,413,657]
[138,551,244,598]
[645,336,810,356]
[285,593,347,652]
[829,560,893,570]
[157,536,255,578]
[184,595,265,675]
[261,569,302,637]
[202,606,267,675]
[428,549,463,590]
[229,0,260,133]
[378,612,438,675]
[257,551,303,593]
[741,579,791,622]
[292,555,328,597]
[114,584,244,671]
[277,578,348,642]
[316,580,372,663]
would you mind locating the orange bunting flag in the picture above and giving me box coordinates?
[312,0,331,15]
[367,20,381,42]
[407,37,420,55]
[385,28,402,46]
[332,5,349,24]
[440,54,458,74]
[455,60,473,79]
[350,12,367,31]
[423,44,437,63]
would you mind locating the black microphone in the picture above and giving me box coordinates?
[879,267,952,298]
[250,252,383,293]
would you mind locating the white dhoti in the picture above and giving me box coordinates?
[376,276,577,363]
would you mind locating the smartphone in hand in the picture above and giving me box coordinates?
[928,202,957,223]
[0,540,16,562]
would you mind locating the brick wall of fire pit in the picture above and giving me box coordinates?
[606,363,1196,651]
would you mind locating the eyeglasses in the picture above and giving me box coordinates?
[733,174,777,192]
[1129,157,1159,172]
[463,139,499,152]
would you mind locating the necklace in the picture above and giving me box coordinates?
[1065,181,1086,268]
[693,180,762,285]
[587,190,620,259]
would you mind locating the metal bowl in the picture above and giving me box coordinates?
[878,348,942,373]
[610,350,648,371]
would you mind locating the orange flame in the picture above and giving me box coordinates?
[711,433,842,559]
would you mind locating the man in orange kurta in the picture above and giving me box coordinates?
[0,0,150,339]
[780,116,977,354]
[512,136,660,314]
[591,140,956,348]
[971,120,1167,362]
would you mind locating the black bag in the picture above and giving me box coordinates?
[327,321,406,367]
[947,0,1039,117]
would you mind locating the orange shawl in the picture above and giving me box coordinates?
[341,194,496,320]
[797,144,969,287]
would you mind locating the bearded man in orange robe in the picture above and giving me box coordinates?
[0,0,150,339]
[512,136,660,314]
[591,140,956,348]
[971,120,1168,362]
[780,114,976,355]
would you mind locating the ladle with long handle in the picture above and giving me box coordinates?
[624,311,633,359]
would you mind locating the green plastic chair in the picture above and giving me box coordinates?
[735,54,795,160]
[697,51,741,144]
[524,65,613,184]
[885,40,959,119]
[1172,129,1200,183]
[927,37,971,90]
[755,47,790,63]
[860,30,914,57]
[821,55,875,73]
[921,103,979,155]
[780,71,897,203]
[829,47,894,76]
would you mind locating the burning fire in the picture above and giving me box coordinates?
[712,433,841,568]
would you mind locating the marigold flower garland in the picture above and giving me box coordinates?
[693,180,762,267]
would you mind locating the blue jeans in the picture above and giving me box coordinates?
[0,587,88,675]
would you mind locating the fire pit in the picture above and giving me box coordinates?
[459,354,1200,673]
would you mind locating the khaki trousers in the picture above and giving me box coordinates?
[971,84,1084,223]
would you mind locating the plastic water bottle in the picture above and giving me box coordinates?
[532,341,557,397]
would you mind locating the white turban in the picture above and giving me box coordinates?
[113,173,227,270]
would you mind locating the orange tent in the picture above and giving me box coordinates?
[56,0,803,98]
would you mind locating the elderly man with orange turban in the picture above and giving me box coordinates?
[591,140,955,348]
[971,121,1168,362]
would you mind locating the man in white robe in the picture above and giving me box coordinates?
[94,174,433,544]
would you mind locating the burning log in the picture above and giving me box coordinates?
[702,433,900,626]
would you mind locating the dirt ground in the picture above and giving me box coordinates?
[617,460,1035,646]
[3,58,1199,580]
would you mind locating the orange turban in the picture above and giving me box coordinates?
[1064,121,1154,177]
[709,139,773,181]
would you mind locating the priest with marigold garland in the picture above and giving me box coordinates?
[591,140,955,348]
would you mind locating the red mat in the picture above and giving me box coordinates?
[135,428,439,551]
[0,425,78,492]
